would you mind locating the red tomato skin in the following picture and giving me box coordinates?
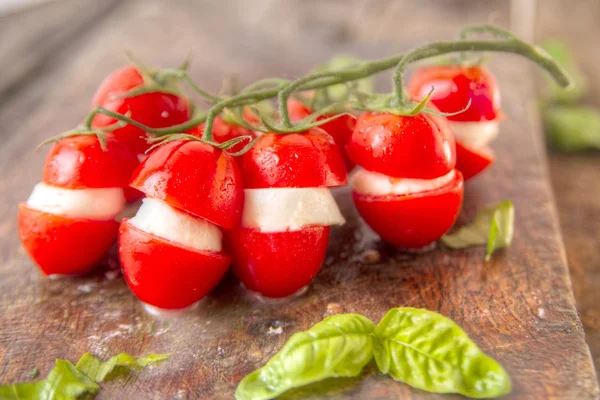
[347,112,456,179]
[186,115,255,154]
[91,65,191,155]
[407,65,501,122]
[240,129,347,189]
[226,226,330,298]
[18,204,118,276]
[43,135,138,189]
[353,170,464,248]
[455,141,494,181]
[119,220,230,309]
[287,99,357,171]
[130,140,244,229]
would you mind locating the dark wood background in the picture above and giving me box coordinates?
[0,1,598,399]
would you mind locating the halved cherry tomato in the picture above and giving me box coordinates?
[287,98,357,171]
[407,65,502,122]
[455,142,494,181]
[18,204,119,276]
[91,65,191,155]
[408,66,501,181]
[43,135,138,189]
[346,111,455,179]
[119,220,230,309]
[186,115,255,153]
[353,171,464,248]
[240,128,347,189]
[130,140,243,229]
[227,226,330,298]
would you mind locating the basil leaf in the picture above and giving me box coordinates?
[75,352,171,382]
[0,359,99,400]
[543,105,600,152]
[235,314,375,400]
[373,308,511,399]
[441,200,514,261]
[541,40,586,104]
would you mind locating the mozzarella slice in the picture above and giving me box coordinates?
[129,198,222,252]
[242,188,345,233]
[449,120,499,149]
[351,168,456,196]
[27,182,125,220]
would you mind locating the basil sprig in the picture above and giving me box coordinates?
[235,314,375,400]
[441,200,514,261]
[0,352,170,400]
[236,308,511,399]
[374,308,511,398]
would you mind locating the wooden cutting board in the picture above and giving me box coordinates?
[0,0,598,398]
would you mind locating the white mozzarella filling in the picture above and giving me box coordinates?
[351,168,456,196]
[242,187,345,233]
[449,120,499,149]
[27,182,125,220]
[129,198,222,252]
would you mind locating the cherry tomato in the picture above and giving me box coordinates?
[91,65,191,155]
[130,139,244,229]
[287,98,357,171]
[119,220,230,309]
[346,112,455,179]
[240,128,347,189]
[227,226,330,298]
[407,65,502,122]
[186,115,255,153]
[353,171,464,248]
[43,135,138,189]
[18,204,119,276]
[455,142,494,181]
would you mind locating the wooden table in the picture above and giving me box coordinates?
[0,1,598,399]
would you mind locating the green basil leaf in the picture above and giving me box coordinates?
[540,40,586,104]
[543,105,600,152]
[75,352,171,382]
[373,308,511,398]
[441,200,514,261]
[235,314,375,400]
[0,359,99,400]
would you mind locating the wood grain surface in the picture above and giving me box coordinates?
[0,0,598,399]
[536,0,600,380]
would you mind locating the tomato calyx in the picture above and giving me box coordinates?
[350,87,472,118]
[147,132,256,156]
[38,117,130,151]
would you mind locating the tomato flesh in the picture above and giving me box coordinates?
[130,140,244,229]
[119,220,230,309]
[240,129,347,189]
[455,142,494,181]
[407,65,502,122]
[91,65,191,155]
[227,226,330,298]
[353,170,464,248]
[18,204,118,276]
[43,135,138,189]
[287,99,357,171]
[346,112,455,179]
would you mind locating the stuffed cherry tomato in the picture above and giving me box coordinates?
[91,65,191,156]
[186,115,255,153]
[19,135,136,276]
[348,112,464,248]
[407,65,502,180]
[227,129,347,298]
[287,98,356,171]
[120,140,243,310]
